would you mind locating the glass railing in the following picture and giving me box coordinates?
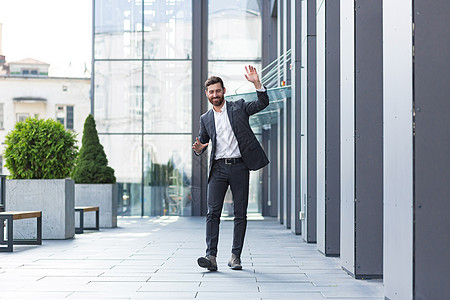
[225,86,291,126]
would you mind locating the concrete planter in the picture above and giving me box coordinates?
[74,184,117,228]
[6,179,75,240]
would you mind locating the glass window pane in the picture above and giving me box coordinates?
[0,103,4,129]
[208,61,262,95]
[143,0,192,59]
[95,0,143,59]
[66,106,74,130]
[143,61,191,133]
[100,134,142,216]
[143,135,192,216]
[94,61,142,133]
[208,0,261,60]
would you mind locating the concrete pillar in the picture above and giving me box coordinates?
[316,0,340,256]
[384,0,450,298]
[290,0,301,235]
[340,0,384,278]
[304,0,317,244]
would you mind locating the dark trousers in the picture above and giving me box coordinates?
[206,159,250,257]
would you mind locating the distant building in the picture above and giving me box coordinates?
[0,57,90,175]
[7,58,50,76]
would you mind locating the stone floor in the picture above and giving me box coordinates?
[0,216,383,299]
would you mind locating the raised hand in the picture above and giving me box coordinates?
[244,65,262,90]
[192,137,208,154]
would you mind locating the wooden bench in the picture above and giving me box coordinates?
[75,206,99,234]
[0,211,42,252]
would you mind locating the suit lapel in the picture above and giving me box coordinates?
[206,109,216,141]
[226,101,234,130]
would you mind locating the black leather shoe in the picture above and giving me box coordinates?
[197,255,218,271]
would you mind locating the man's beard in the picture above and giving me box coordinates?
[209,96,224,107]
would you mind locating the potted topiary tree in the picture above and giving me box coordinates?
[72,114,117,228]
[4,118,78,239]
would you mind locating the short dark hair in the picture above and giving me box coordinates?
[205,76,224,90]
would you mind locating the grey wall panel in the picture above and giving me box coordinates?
[383,0,413,298]
[300,0,308,241]
[283,0,291,85]
[307,0,316,36]
[354,0,383,278]
[283,98,292,229]
[269,125,278,217]
[262,129,270,217]
[324,0,340,256]
[340,0,355,271]
[315,0,326,254]
[413,1,450,298]
[278,109,284,224]
[291,0,302,235]
[306,34,317,243]
[278,0,291,230]
[277,0,284,86]
[305,0,317,245]
[262,0,278,76]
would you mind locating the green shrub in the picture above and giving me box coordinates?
[71,114,116,184]
[4,118,78,179]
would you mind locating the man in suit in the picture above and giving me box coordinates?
[192,65,269,271]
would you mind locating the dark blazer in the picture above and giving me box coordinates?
[195,89,270,180]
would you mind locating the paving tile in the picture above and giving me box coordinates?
[253,266,303,274]
[255,273,309,282]
[257,282,317,292]
[138,281,200,291]
[325,296,385,300]
[130,292,197,299]
[260,292,325,299]
[195,292,261,300]
[198,281,259,292]
[0,291,73,299]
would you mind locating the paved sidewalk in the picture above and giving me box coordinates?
[0,217,383,299]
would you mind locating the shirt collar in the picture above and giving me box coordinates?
[213,101,227,114]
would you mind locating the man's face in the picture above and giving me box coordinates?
[205,83,226,107]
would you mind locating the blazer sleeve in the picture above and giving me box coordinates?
[243,87,270,116]
[194,115,210,156]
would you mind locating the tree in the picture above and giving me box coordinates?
[71,114,116,183]
[4,118,78,179]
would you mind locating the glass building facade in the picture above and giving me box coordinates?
[93,0,262,216]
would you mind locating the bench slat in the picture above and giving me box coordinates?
[75,206,99,212]
[0,211,42,220]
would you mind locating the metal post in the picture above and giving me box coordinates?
[191,0,208,216]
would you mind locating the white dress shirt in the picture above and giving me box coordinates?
[197,87,265,158]
[213,102,241,159]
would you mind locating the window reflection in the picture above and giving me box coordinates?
[94,0,192,217]
[99,135,142,216]
[209,0,261,60]
[143,135,192,216]
[94,61,143,133]
[143,61,191,133]
[143,0,192,59]
[95,0,143,59]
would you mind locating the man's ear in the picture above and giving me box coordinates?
[223,87,226,95]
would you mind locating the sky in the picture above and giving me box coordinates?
[0,0,92,78]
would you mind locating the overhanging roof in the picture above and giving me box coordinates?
[13,97,47,102]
